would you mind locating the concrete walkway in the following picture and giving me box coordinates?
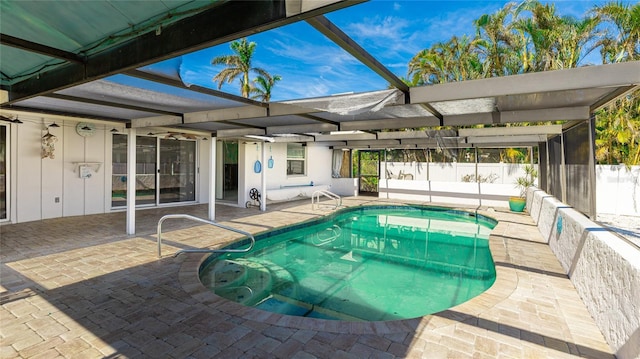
[1,198,614,358]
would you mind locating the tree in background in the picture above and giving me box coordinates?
[592,2,640,62]
[474,3,520,77]
[592,2,639,165]
[595,90,640,166]
[408,35,482,85]
[250,73,282,102]
[407,0,639,165]
[211,38,275,99]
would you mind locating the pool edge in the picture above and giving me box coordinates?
[177,204,518,335]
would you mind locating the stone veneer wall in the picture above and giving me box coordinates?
[527,188,640,359]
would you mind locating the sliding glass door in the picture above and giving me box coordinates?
[159,139,195,203]
[112,134,196,208]
[136,136,157,205]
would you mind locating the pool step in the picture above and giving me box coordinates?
[208,258,296,307]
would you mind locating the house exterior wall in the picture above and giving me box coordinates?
[2,114,212,225]
[4,115,637,223]
[12,117,111,223]
[241,142,333,206]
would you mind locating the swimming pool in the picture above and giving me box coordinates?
[199,205,497,321]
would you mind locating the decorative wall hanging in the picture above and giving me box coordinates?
[75,122,96,137]
[41,129,58,159]
[253,143,262,173]
[267,145,274,168]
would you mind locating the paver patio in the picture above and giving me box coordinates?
[0,198,614,358]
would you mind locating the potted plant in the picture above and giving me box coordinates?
[509,164,537,212]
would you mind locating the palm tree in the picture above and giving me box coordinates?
[408,45,449,85]
[595,90,640,166]
[555,15,600,68]
[592,2,640,62]
[513,1,565,71]
[408,35,482,84]
[211,38,269,98]
[250,73,281,102]
[474,3,520,77]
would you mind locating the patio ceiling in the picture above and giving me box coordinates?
[1,1,639,149]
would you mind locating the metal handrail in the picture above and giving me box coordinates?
[311,190,342,210]
[157,214,255,258]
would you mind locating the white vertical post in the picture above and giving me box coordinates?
[208,136,216,221]
[126,128,136,234]
[260,141,267,211]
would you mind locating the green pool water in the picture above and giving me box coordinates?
[200,206,497,321]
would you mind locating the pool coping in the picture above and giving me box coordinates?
[178,203,519,335]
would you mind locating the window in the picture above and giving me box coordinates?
[287,143,306,175]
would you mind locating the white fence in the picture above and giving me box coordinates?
[380,162,640,216]
[596,165,640,216]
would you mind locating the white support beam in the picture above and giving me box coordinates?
[459,124,563,137]
[260,142,267,212]
[399,138,445,147]
[272,135,317,143]
[130,115,182,128]
[267,123,337,135]
[269,102,319,116]
[216,128,266,138]
[410,61,640,103]
[466,134,548,144]
[346,139,400,147]
[339,117,439,131]
[443,112,495,126]
[184,105,267,123]
[499,106,590,123]
[377,130,432,140]
[312,141,347,147]
[313,132,376,141]
[208,136,216,221]
[126,128,136,235]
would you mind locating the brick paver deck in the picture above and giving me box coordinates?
[0,198,614,358]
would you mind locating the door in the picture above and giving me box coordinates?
[217,141,238,202]
[159,139,196,203]
[111,134,197,207]
[357,150,381,195]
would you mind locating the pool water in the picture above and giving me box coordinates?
[200,206,497,321]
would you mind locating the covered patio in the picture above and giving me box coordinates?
[2,1,639,231]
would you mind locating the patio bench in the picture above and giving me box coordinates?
[266,184,331,203]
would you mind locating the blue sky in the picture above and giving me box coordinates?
[143,0,618,102]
